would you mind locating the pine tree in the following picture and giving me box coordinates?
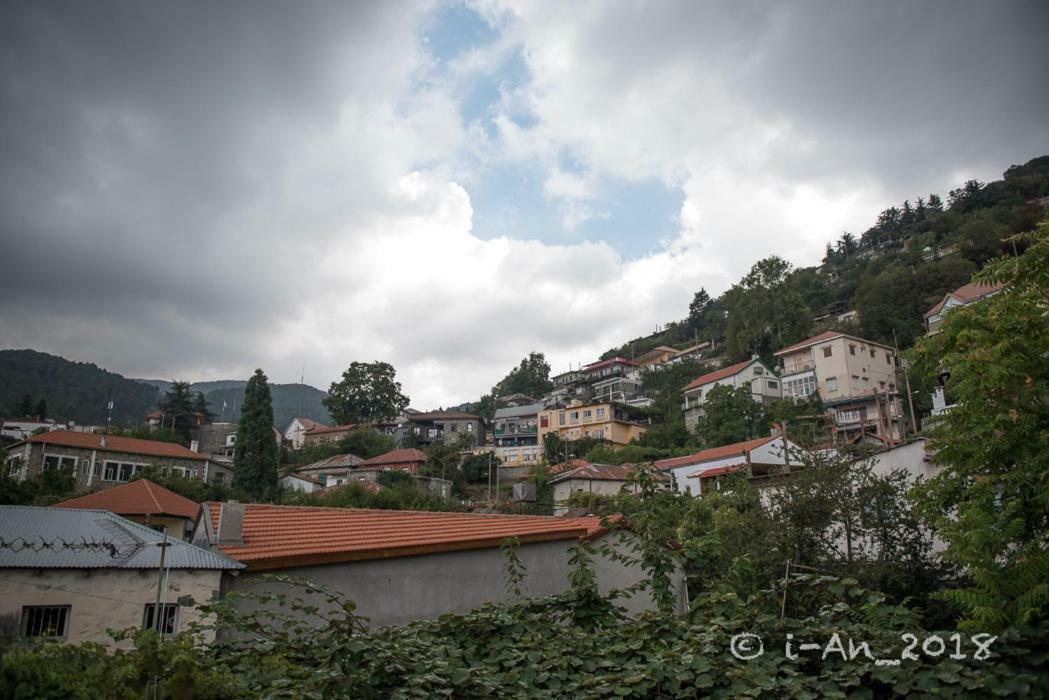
[233,369,279,500]
[34,398,47,420]
[16,394,33,418]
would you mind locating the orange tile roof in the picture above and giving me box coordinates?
[654,436,776,471]
[22,430,207,461]
[550,463,669,484]
[204,503,604,570]
[683,359,755,391]
[304,423,356,435]
[362,448,426,466]
[548,458,592,475]
[53,479,200,520]
[924,281,1005,317]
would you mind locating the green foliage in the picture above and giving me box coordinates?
[324,361,409,425]
[910,222,1049,631]
[232,369,279,500]
[723,257,813,362]
[106,424,186,446]
[337,427,395,460]
[0,467,77,505]
[131,466,236,503]
[473,352,553,420]
[290,478,463,512]
[693,384,771,447]
[461,451,498,484]
[542,433,606,465]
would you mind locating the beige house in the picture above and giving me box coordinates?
[774,331,905,443]
[681,357,781,432]
[0,506,240,646]
[537,402,647,448]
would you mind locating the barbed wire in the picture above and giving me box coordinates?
[0,536,138,558]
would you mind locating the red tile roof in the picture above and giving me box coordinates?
[683,359,755,391]
[298,454,366,471]
[53,479,200,520]
[774,331,893,356]
[695,464,747,479]
[654,436,776,471]
[924,281,1005,317]
[22,430,207,461]
[292,417,326,430]
[361,448,427,466]
[548,458,592,475]
[204,503,605,570]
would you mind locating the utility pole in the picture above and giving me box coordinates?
[893,328,918,436]
[151,536,172,700]
[486,451,492,504]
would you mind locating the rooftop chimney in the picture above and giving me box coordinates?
[217,501,245,546]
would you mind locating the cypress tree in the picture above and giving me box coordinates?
[233,369,278,500]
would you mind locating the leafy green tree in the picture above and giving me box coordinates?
[724,257,812,361]
[336,427,395,460]
[911,222,1049,631]
[693,385,771,447]
[324,361,409,425]
[461,451,499,485]
[233,369,279,500]
[495,352,553,398]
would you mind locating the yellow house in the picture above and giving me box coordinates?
[537,402,646,448]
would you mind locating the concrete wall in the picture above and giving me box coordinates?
[0,568,223,646]
[223,533,686,631]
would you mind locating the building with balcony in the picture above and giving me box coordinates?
[537,402,646,448]
[580,357,639,382]
[681,358,781,432]
[592,376,644,404]
[924,280,1005,335]
[407,411,485,447]
[774,331,905,443]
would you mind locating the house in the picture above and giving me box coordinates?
[360,448,427,474]
[550,463,670,515]
[580,357,638,383]
[924,281,1005,335]
[294,453,366,487]
[655,435,803,496]
[407,411,485,447]
[664,341,712,365]
[280,471,323,493]
[0,506,240,645]
[634,346,679,368]
[284,417,328,449]
[537,402,647,448]
[0,418,60,442]
[774,331,905,444]
[681,357,782,432]
[592,375,645,404]
[551,369,583,387]
[3,430,211,490]
[52,479,201,540]
[496,393,536,408]
[302,423,357,446]
[193,503,686,628]
[491,403,541,469]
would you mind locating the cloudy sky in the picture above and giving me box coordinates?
[1,1,1047,409]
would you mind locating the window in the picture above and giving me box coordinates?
[886,353,892,364]
[143,603,179,634]
[466,423,474,432]
[540,416,549,428]
[753,365,764,375]
[596,408,606,419]
[570,411,579,422]
[448,423,458,432]
[21,605,70,639]
[103,461,142,482]
[558,413,566,426]
[6,457,24,477]
[822,347,833,358]
[119,463,136,481]
[767,380,778,389]
[826,377,838,392]
[782,374,817,399]
[43,455,77,471]
[583,409,592,419]
[849,344,856,355]
[870,348,876,358]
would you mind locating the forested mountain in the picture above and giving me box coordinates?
[0,350,331,429]
[0,350,159,424]
[602,155,1049,362]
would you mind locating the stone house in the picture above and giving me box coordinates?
[0,506,240,646]
[3,430,211,491]
[359,448,427,475]
[407,411,485,447]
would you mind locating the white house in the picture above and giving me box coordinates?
[681,357,782,432]
[655,435,803,496]
[280,472,322,493]
[549,463,669,515]
[284,417,327,449]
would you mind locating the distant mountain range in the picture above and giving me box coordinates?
[0,349,331,430]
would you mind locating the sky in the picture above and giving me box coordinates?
[1,0,1047,410]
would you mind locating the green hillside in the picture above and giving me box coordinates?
[602,155,1049,362]
[203,383,330,430]
[0,349,160,424]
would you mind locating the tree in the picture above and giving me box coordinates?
[687,288,711,330]
[192,392,215,424]
[158,381,198,442]
[910,222,1049,631]
[16,394,33,418]
[336,427,395,460]
[33,398,47,420]
[693,385,770,447]
[495,352,553,398]
[723,257,812,361]
[837,231,856,259]
[233,369,279,500]
[325,362,409,425]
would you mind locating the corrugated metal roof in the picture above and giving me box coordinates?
[0,506,242,570]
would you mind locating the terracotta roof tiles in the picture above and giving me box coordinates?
[654,436,776,471]
[683,359,756,391]
[52,479,200,520]
[22,430,207,461]
[361,448,427,466]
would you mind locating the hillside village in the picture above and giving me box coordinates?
[1,158,1047,670]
